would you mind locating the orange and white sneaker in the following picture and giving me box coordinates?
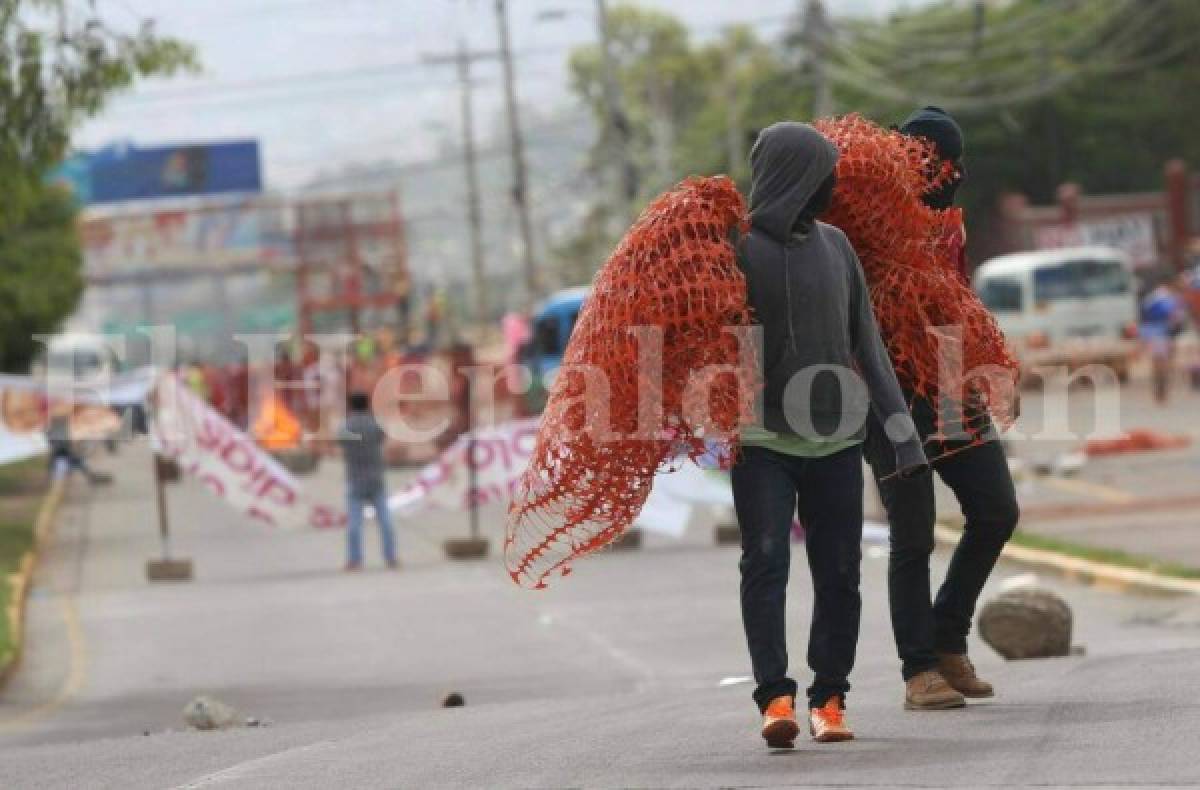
[809,696,855,743]
[760,695,800,748]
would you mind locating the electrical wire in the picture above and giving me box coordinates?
[823,0,1175,112]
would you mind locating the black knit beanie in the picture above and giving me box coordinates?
[899,106,963,162]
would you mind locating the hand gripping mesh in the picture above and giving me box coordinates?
[814,115,1019,447]
[505,177,756,589]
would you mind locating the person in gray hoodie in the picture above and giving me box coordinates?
[734,122,928,748]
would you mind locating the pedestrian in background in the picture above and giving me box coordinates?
[1140,278,1189,404]
[46,402,108,485]
[337,391,398,571]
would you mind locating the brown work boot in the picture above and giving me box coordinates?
[938,652,994,698]
[904,670,966,710]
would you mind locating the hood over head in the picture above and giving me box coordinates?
[749,122,839,242]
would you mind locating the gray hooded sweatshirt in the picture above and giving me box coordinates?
[740,122,926,474]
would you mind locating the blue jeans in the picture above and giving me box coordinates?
[346,487,397,566]
[732,444,864,712]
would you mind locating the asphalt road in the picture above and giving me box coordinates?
[2,442,1200,789]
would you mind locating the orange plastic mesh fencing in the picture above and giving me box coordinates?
[505,176,756,589]
[814,115,1019,450]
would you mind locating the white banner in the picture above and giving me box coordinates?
[389,418,734,538]
[1035,213,1158,268]
[0,373,133,465]
[153,375,343,529]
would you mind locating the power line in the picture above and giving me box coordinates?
[110,45,576,108]
[822,0,1175,113]
[271,114,588,183]
[95,13,798,107]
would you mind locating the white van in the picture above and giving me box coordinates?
[974,246,1139,381]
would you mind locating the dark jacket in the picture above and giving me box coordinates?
[338,411,387,497]
[741,122,927,474]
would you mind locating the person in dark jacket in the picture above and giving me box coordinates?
[862,106,1020,711]
[735,121,928,748]
[338,392,397,571]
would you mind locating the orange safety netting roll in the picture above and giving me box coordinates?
[814,114,1019,440]
[506,176,757,589]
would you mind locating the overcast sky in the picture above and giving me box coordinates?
[76,0,925,189]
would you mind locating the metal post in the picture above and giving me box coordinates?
[154,455,171,558]
[465,383,480,541]
[342,201,362,335]
[456,38,489,328]
[1165,160,1191,273]
[494,0,540,307]
[146,453,193,581]
[386,192,411,340]
[596,0,638,215]
[213,270,233,346]
[442,349,488,559]
[804,0,833,119]
[724,64,745,176]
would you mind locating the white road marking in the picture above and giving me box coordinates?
[171,740,339,789]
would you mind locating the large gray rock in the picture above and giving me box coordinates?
[182,695,240,731]
[978,586,1073,660]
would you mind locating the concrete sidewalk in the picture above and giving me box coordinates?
[2,438,1200,787]
[934,378,1200,570]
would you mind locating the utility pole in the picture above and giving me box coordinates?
[424,41,489,329]
[723,48,746,177]
[493,0,540,308]
[803,0,834,119]
[595,0,639,217]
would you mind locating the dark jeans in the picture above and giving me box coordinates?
[732,444,864,712]
[864,397,1019,680]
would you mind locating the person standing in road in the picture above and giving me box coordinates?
[734,122,929,749]
[338,391,398,571]
[859,107,1021,711]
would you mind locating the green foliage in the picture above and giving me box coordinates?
[0,457,44,673]
[0,185,82,370]
[0,0,197,371]
[561,0,1199,269]
[568,5,706,199]
[829,0,1200,208]
[558,6,784,281]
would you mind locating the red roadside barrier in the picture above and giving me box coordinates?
[1084,429,1191,457]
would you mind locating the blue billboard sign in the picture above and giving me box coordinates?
[50,140,262,205]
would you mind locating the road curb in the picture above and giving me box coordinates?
[0,478,68,692]
[934,523,1200,597]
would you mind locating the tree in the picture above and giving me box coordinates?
[558,7,783,283]
[560,0,1200,276]
[675,26,798,189]
[568,5,712,200]
[0,0,196,371]
[782,0,1200,256]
